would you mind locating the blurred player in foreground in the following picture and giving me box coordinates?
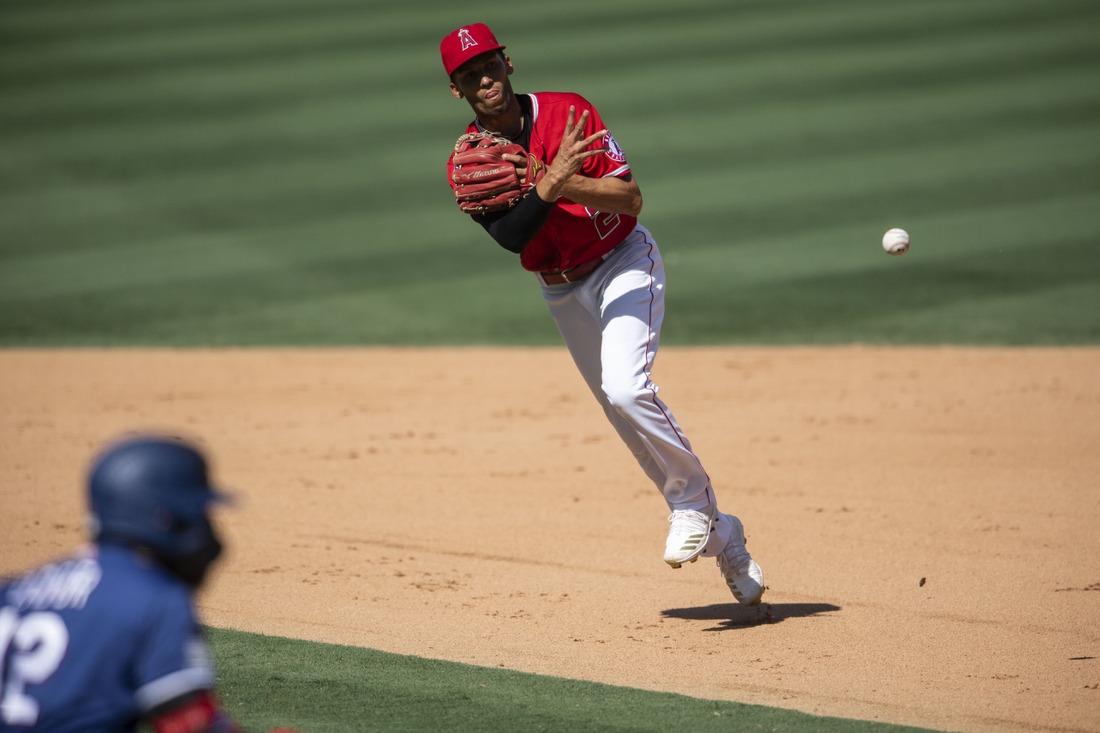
[0,436,294,733]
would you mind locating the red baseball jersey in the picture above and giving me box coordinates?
[447,92,637,273]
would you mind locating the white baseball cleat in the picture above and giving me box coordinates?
[664,507,716,568]
[716,514,765,606]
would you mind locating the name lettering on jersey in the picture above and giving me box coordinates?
[458,28,477,51]
[603,132,626,163]
[6,559,102,612]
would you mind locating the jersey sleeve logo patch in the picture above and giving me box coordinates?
[458,28,477,51]
[603,132,626,163]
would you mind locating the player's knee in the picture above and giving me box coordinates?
[601,379,647,412]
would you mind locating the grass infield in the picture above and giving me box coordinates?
[207,627,945,733]
[2,0,1098,345]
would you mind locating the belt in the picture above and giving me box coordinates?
[536,242,625,286]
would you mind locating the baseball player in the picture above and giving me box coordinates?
[0,436,291,733]
[441,24,765,605]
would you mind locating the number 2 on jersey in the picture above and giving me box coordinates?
[0,606,70,726]
[590,211,621,240]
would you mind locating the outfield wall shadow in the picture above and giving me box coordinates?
[662,602,841,631]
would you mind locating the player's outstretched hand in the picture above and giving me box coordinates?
[536,106,606,201]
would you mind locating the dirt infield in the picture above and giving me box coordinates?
[2,348,1098,733]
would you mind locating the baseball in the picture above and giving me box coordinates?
[882,228,910,256]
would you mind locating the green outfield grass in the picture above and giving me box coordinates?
[1,0,1098,345]
[206,628,944,733]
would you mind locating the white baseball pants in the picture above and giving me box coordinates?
[539,224,717,512]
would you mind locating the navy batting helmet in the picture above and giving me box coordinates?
[89,436,228,586]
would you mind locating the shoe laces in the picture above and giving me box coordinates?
[667,509,710,537]
[717,533,752,576]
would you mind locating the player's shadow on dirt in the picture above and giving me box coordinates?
[661,602,840,631]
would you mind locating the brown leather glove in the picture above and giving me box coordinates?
[451,132,545,214]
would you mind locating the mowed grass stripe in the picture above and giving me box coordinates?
[0,0,1097,345]
[6,27,1097,193]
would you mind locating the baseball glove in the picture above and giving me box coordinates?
[451,132,545,214]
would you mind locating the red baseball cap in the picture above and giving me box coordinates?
[440,23,506,76]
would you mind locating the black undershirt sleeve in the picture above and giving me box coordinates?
[471,190,554,255]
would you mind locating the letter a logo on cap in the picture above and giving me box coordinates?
[441,24,505,76]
